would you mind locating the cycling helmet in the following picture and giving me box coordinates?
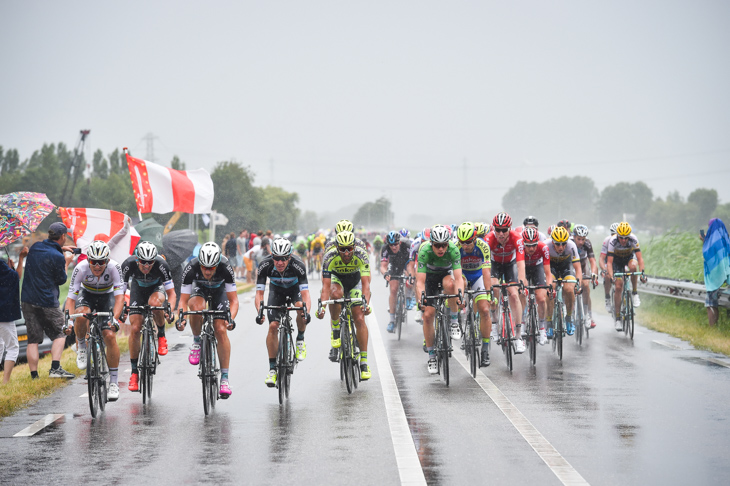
[199,242,222,268]
[609,222,620,235]
[386,231,401,245]
[523,215,539,227]
[557,219,571,230]
[400,228,409,238]
[473,222,487,237]
[271,238,293,257]
[87,240,110,260]
[547,224,556,236]
[336,230,355,247]
[457,222,476,243]
[522,227,540,245]
[430,225,451,244]
[551,226,570,243]
[135,241,158,261]
[574,224,589,237]
[335,219,353,234]
[423,227,431,240]
[616,222,632,237]
[493,212,512,229]
[416,231,423,240]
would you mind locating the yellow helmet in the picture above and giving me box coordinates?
[551,226,570,243]
[336,230,355,247]
[616,222,632,237]
[473,222,487,237]
[335,219,353,234]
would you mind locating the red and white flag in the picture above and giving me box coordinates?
[59,207,140,263]
[125,151,214,214]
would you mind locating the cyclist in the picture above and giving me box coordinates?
[600,222,620,312]
[63,241,125,401]
[310,233,326,272]
[324,219,368,254]
[294,238,308,262]
[519,227,552,345]
[380,231,412,333]
[372,234,384,257]
[545,227,582,337]
[572,225,598,329]
[120,241,177,392]
[456,222,494,366]
[407,228,430,314]
[519,215,548,241]
[607,222,647,331]
[316,231,373,380]
[255,238,311,387]
[473,222,488,242]
[416,225,464,374]
[485,212,527,353]
[177,242,239,398]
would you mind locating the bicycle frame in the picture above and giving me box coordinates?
[462,289,483,377]
[422,285,462,386]
[319,296,362,394]
[525,284,551,366]
[125,303,169,404]
[388,274,413,341]
[67,310,112,418]
[493,282,521,371]
[614,272,642,340]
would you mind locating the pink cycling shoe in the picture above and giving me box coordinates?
[188,343,201,365]
[219,380,232,398]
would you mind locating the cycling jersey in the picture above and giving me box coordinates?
[181,256,237,295]
[459,239,491,283]
[68,259,125,300]
[571,237,595,261]
[417,241,461,274]
[485,230,525,264]
[322,246,370,289]
[601,235,611,257]
[120,255,174,292]
[607,234,640,261]
[546,240,580,270]
[521,240,551,267]
[256,254,309,292]
[310,238,326,253]
[409,237,423,262]
[381,242,411,275]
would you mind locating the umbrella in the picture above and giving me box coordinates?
[0,192,55,248]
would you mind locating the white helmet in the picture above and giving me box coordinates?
[430,225,450,244]
[574,225,589,237]
[87,240,110,260]
[271,238,292,257]
[135,241,158,261]
[198,242,221,268]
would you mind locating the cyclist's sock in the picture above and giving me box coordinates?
[221,369,229,381]
[360,351,368,364]
[78,338,87,350]
[331,319,340,329]
[389,313,395,322]
[482,338,490,344]
[605,294,610,299]
[450,313,458,322]
[130,359,138,374]
[30,371,39,379]
[539,319,547,330]
[51,360,60,370]
[632,291,638,295]
[157,324,166,338]
[110,368,118,384]
[427,348,435,356]
[297,331,305,341]
[269,358,277,370]
[193,335,201,344]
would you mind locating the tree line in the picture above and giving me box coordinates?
[0,143,301,235]
[501,176,728,233]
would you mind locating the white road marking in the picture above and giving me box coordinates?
[80,393,88,398]
[453,350,589,485]
[368,313,427,486]
[705,357,730,368]
[652,340,684,350]
[13,414,66,437]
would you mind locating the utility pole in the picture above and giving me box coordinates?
[60,129,90,207]
[463,158,468,214]
[142,132,158,162]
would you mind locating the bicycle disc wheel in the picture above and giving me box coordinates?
[529,305,537,366]
[201,334,211,415]
[88,337,99,418]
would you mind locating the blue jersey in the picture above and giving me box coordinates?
[459,239,492,283]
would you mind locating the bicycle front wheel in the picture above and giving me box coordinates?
[440,311,450,386]
[528,303,538,366]
[278,329,288,404]
[341,317,354,394]
[575,295,583,346]
[88,337,100,418]
[627,295,635,340]
[556,307,564,361]
[504,309,513,372]
[140,329,151,404]
[466,309,477,377]
[396,290,404,341]
[201,334,211,415]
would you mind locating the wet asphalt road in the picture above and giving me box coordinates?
[2,269,730,485]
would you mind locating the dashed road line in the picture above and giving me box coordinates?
[453,350,589,485]
[14,414,66,437]
[368,313,427,486]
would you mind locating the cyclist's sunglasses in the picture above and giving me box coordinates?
[137,259,155,266]
[494,227,509,233]
[432,242,448,250]
[618,236,629,240]
[89,259,108,267]
[554,242,566,247]
[201,264,218,270]
[459,237,476,245]
[272,256,289,262]
[338,246,355,253]
[524,243,538,247]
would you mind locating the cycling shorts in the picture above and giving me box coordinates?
[423,271,454,308]
[551,264,577,281]
[330,275,364,307]
[266,286,303,323]
[128,284,166,316]
[75,290,116,332]
[491,260,518,284]
[612,257,636,274]
[465,275,490,303]
[526,265,547,286]
[190,282,230,312]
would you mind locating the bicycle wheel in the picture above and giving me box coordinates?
[341,316,354,394]
[140,329,150,404]
[201,333,211,415]
[556,306,564,361]
[504,308,513,371]
[622,291,630,335]
[529,303,538,366]
[351,318,360,389]
[278,327,288,404]
[575,295,583,346]
[87,336,100,418]
[440,311,450,386]
[98,337,108,411]
[466,308,477,377]
[627,295,635,340]
[208,337,218,409]
[396,289,404,341]
[285,331,294,398]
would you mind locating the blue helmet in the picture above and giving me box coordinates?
[400,228,409,238]
[386,231,401,245]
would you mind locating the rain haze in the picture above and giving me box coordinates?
[2,1,729,227]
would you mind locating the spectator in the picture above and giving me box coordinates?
[701,218,730,326]
[20,222,76,379]
[225,231,237,271]
[236,230,248,279]
[1,247,28,384]
[243,240,261,284]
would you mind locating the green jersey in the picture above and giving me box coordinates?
[417,241,461,274]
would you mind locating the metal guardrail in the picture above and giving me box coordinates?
[638,276,730,308]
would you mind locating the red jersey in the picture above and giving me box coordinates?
[486,230,525,264]
[519,239,550,267]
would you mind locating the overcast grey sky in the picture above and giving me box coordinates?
[2,1,729,226]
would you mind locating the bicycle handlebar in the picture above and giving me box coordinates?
[257,301,310,325]
[420,288,462,307]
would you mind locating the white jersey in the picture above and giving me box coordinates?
[68,259,125,301]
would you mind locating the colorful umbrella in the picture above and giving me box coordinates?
[0,192,56,247]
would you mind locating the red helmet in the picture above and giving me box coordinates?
[423,227,431,240]
[493,212,512,229]
[522,227,539,245]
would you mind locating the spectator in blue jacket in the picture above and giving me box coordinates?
[1,246,27,384]
[20,222,76,379]
[701,218,730,326]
